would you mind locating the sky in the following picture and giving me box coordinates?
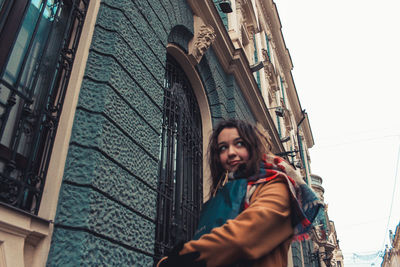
[273,1,400,266]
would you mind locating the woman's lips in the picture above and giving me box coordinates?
[228,160,241,166]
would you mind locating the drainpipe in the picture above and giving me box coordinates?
[296,110,308,183]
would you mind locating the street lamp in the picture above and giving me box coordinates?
[250,61,264,72]
[268,106,285,117]
[217,0,233,13]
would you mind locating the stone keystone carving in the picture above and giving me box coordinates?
[189,17,216,65]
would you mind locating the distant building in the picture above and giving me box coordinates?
[382,223,400,267]
[298,174,344,267]
[0,0,315,266]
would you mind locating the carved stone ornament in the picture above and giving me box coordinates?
[189,22,216,65]
[262,48,270,62]
[268,91,273,104]
[262,49,278,91]
[236,0,245,14]
[284,109,293,132]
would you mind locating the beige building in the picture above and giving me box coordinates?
[382,223,400,267]
[309,174,344,267]
[224,1,317,266]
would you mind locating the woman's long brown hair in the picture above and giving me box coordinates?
[208,119,272,195]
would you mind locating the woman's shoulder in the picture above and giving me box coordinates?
[262,153,305,186]
[250,175,291,205]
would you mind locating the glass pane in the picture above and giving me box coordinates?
[3,1,61,93]
[3,1,42,86]
[0,0,66,150]
[0,0,87,214]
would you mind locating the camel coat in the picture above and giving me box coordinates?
[180,175,294,267]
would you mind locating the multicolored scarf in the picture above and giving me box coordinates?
[239,154,323,240]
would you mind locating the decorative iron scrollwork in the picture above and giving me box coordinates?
[0,0,89,214]
[154,55,203,261]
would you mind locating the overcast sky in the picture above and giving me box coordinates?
[274,1,400,266]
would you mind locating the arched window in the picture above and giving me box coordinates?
[154,54,203,259]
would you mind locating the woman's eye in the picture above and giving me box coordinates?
[236,141,244,147]
[219,146,227,152]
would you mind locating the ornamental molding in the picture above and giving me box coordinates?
[238,0,258,33]
[236,0,245,14]
[0,203,51,267]
[284,109,293,132]
[279,98,293,132]
[186,0,286,153]
[262,48,278,92]
[257,0,292,72]
[268,91,273,104]
[188,16,216,65]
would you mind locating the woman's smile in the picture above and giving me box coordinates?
[217,128,249,172]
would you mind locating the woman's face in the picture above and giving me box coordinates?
[217,127,249,172]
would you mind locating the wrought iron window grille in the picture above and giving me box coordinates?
[154,55,203,261]
[0,0,89,214]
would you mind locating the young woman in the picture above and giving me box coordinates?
[157,119,321,267]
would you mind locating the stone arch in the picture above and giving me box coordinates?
[167,25,193,54]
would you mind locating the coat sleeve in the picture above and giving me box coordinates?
[180,176,293,267]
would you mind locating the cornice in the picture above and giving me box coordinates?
[239,0,259,33]
[394,223,400,247]
[301,112,315,148]
[257,0,292,72]
[187,0,285,153]
[256,0,309,139]
[285,71,303,124]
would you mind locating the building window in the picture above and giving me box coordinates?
[265,36,271,60]
[0,0,89,214]
[154,54,203,259]
[291,241,303,267]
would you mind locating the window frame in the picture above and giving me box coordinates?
[154,53,204,260]
[0,0,99,266]
[0,0,90,214]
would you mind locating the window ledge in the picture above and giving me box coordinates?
[0,203,51,267]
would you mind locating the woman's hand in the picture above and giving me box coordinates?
[157,251,205,267]
[156,242,205,267]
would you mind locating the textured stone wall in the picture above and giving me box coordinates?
[200,48,255,123]
[47,0,255,266]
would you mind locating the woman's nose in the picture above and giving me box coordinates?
[227,145,236,156]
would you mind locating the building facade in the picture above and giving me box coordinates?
[295,174,343,267]
[382,223,400,267]
[0,0,315,266]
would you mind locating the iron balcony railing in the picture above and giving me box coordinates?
[0,0,89,214]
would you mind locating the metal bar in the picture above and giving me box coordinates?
[154,54,203,261]
[0,0,49,145]
[33,0,88,212]
[13,0,48,90]
[0,79,34,101]
[0,0,30,76]
[0,0,89,213]
[8,1,62,206]
[17,0,70,210]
